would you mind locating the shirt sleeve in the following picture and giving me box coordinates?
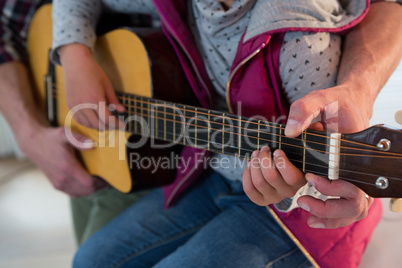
[0,0,37,64]
[51,0,103,64]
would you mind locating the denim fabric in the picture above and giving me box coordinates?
[73,170,313,268]
[70,187,150,245]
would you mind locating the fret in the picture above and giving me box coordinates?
[153,105,159,138]
[165,103,175,142]
[241,118,262,158]
[220,114,243,157]
[222,113,225,153]
[175,105,184,144]
[279,124,282,150]
[303,129,330,175]
[259,123,274,149]
[155,102,166,140]
[131,97,134,133]
[164,102,167,141]
[140,98,145,134]
[257,120,261,150]
[132,97,136,133]
[138,97,143,134]
[195,107,198,148]
[123,96,128,132]
[208,111,223,151]
[173,103,176,141]
[120,95,127,131]
[302,131,306,172]
[186,106,208,149]
[147,100,151,137]
[184,105,187,145]
[130,97,134,132]
[238,116,242,156]
[207,110,211,151]
[280,130,306,171]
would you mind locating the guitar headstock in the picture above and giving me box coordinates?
[339,122,402,198]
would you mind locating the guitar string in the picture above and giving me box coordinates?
[49,90,402,157]
[52,93,402,159]
[47,92,402,189]
[116,93,379,149]
[118,103,402,159]
[49,87,376,149]
[144,127,402,182]
[117,94,401,154]
[126,109,402,159]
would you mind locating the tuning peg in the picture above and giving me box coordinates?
[390,198,402,212]
[395,110,402,126]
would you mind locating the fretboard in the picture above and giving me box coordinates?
[117,92,331,177]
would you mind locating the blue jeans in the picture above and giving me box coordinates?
[73,170,313,268]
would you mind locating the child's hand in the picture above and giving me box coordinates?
[59,44,125,130]
[242,146,307,206]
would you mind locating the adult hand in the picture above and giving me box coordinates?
[284,81,374,228]
[297,173,373,229]
[59,44,125,130]
[284,81,372,138]
[20,125,107,198]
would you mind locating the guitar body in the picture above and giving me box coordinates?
[27,4,196,193]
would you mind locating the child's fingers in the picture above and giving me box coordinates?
[258,148,289,194]
[273,149,306,188]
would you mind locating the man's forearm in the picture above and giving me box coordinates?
[337,2,402,118]
[0,61,44,149]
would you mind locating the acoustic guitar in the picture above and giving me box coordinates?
[27,5,402,205]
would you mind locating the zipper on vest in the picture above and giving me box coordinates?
[156,13,214,206]
[226,42,267,113]
[158,14,213,108]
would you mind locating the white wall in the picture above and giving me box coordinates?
[360,61,402,268]
[370,62,402,128]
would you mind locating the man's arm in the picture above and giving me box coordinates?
[285,1,402,138]
[0,61,102,197]
[0,0,103,197]
[286,2,402,228]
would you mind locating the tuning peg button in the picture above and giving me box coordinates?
[395,110,402,126]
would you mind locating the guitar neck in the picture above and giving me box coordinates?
[117,92,333,178]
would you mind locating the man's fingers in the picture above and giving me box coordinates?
[68,160,96,189]
[77,109,102,130]
[98,102,126,130]
[105,85,125,113]
[305,173,361,199]
[306,215,356,229]
[65,131,96,151]
[296,173,373,229]
[297,195,366,220]
[309,122,325,132]
[305,195,373,229]
[284,90,330,137]
[105,86,126,130]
